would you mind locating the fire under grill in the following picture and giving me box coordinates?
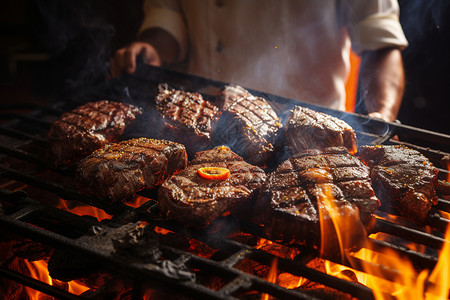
[1,65,450,299]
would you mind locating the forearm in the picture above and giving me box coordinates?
[359,47,405,122]
[139,28,180,65]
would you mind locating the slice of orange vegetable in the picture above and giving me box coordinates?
[198,167,231,180]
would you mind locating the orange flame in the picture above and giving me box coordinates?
[313,179,450,299]
[350,226,450,300]
[24,260,89,299]
[261,257,278,300]
[56,198,112,221]
[154,226,173,235]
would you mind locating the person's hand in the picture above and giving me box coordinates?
[110,42,161,78]
[367,112,388,121]
[367,111,396,123]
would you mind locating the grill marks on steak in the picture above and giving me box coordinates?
[358,145,439,223]
[285,106,358,155]
[48,100,142,167]
[256,147,379,252]
[155,84,221,154]
[76,138,187,203]
[214,85,283,168]
[158,146,266,228]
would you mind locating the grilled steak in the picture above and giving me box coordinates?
[158,145,266,228]
[155,84,221,155]
[48,100,142,167]
[76,138,187,203]
[285,106,358,155]
[214,85,283,168]
[358,145,439,222]
[255,147,379,253]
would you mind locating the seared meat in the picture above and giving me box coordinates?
[285,106,357,155]
[214,85,283,168]
[48,100,142,167]
[158,145,266,228]
[76,138,187,203]
[255,147,379,253]
[155,84,221,155]
[358,145,439,222]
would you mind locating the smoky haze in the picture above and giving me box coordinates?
[397,0,450,134]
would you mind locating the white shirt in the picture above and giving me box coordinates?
[139,0,408,111]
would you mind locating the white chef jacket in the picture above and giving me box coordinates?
[139,0,408,111]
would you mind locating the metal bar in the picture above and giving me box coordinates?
[374,218,446,250]
[0,165,129,215]
[0,215,231,300]
[426,210,450,232]
[436,199,450,212]
[0,144,48,166]
[0,126,46,144]
[168,245,317,300]
[209,239,376,300]
[0,265,84,300]
[365,238,437,269]
[0,113,52,129]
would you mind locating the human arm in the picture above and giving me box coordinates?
[359,47,405,122]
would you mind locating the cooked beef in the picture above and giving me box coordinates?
[76,138,187,203]
[158,145,266,228]
[285,106,358,155]
[358,145,439,222]
[214,85,283,168]
[48,100,142,167]
[155,84,221,155]
[255,147,379,253]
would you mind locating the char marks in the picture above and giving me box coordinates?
[48,100,142,167]
[76,138,188,203]
[358,145,439,223]
[285,106,358,155]
[255,147,379,252]
[158,146,266,229]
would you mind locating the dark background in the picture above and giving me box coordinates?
[1,0,449,134]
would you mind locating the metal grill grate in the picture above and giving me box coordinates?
[1,65,450,299]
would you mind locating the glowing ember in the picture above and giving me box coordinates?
[154,226,173,235]
[56,198,112,221]
[126,195,151,208]
[24,260,89,299]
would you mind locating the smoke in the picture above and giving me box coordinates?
[396,0,450,134]
[30,0,115,103]
[399,0,449,63]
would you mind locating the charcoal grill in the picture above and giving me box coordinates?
[1,65,450,299]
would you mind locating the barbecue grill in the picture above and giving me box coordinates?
[1,64,450,300]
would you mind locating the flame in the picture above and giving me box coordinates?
[126,195,150,208]
[56,198,112,221]
[261,257,278,300]
[24,260,89,299]
[154,226,173,235]
[312,179,450,299]
[317,183,363,260]
[55,195,150,221]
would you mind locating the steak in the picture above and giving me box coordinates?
[48,100,142,167]
[358,145,439,222]
[285,106,358,155]
[155,84,221,155]
[214,85,283,168]
[158,145,266,229]
[76,138,187,203]
[255,147,379,254]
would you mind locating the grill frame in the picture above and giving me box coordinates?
[0,65,450,299]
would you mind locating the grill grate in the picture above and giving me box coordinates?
[1,65,450,299]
